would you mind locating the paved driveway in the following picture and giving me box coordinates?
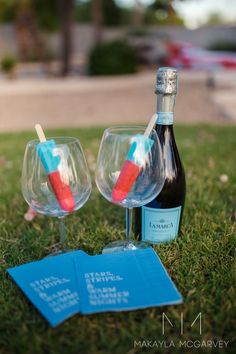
[0,71,234,132]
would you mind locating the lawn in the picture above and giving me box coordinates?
[0,125,235,354]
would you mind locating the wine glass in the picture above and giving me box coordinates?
[22,137,92,254]
[95,126,164,253]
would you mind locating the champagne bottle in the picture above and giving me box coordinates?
[134,67,186,243]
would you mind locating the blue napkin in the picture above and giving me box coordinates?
[7,248,182,325]
[7,250,88,327]
[74,248,182,314]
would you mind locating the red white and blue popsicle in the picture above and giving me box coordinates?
[35,124,75,212]
[112,114,157,204]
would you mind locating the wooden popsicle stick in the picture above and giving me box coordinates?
[144,113,158,137]
[35,124,46,142]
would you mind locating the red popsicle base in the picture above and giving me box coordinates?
[48,171,75,212]
[112,160,141,203]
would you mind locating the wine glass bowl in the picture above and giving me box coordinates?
[22,137,92,218]
[96,126,164,209]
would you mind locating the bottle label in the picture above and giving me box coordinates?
[142,206,182,243]
[157,112,173,125]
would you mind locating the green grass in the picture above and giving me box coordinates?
[0,125,236,354]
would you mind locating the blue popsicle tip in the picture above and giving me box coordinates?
[36,140,61,174]
[126,134,154,167]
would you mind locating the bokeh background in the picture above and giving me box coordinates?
[0,2,236,353]
[0,0,236,131]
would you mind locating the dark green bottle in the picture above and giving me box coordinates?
[134,67,186,243]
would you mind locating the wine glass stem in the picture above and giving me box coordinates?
[58,217,66,248]
[126,208,133,242]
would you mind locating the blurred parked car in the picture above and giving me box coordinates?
[165,41,236,69]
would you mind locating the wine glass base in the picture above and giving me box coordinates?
[102,240,151,254]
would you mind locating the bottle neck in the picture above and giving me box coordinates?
[156,93,176,126]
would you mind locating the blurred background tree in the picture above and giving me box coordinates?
[0,0,75,75]
[76,0,124,27]
[34,0,60,32]
[91,0,104,44]
[0,0,42,61]
[0,0,59,30]
[205,12,227,26]
[59,0,75,76]
[132,0,145,28]
[144,0,184,25]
